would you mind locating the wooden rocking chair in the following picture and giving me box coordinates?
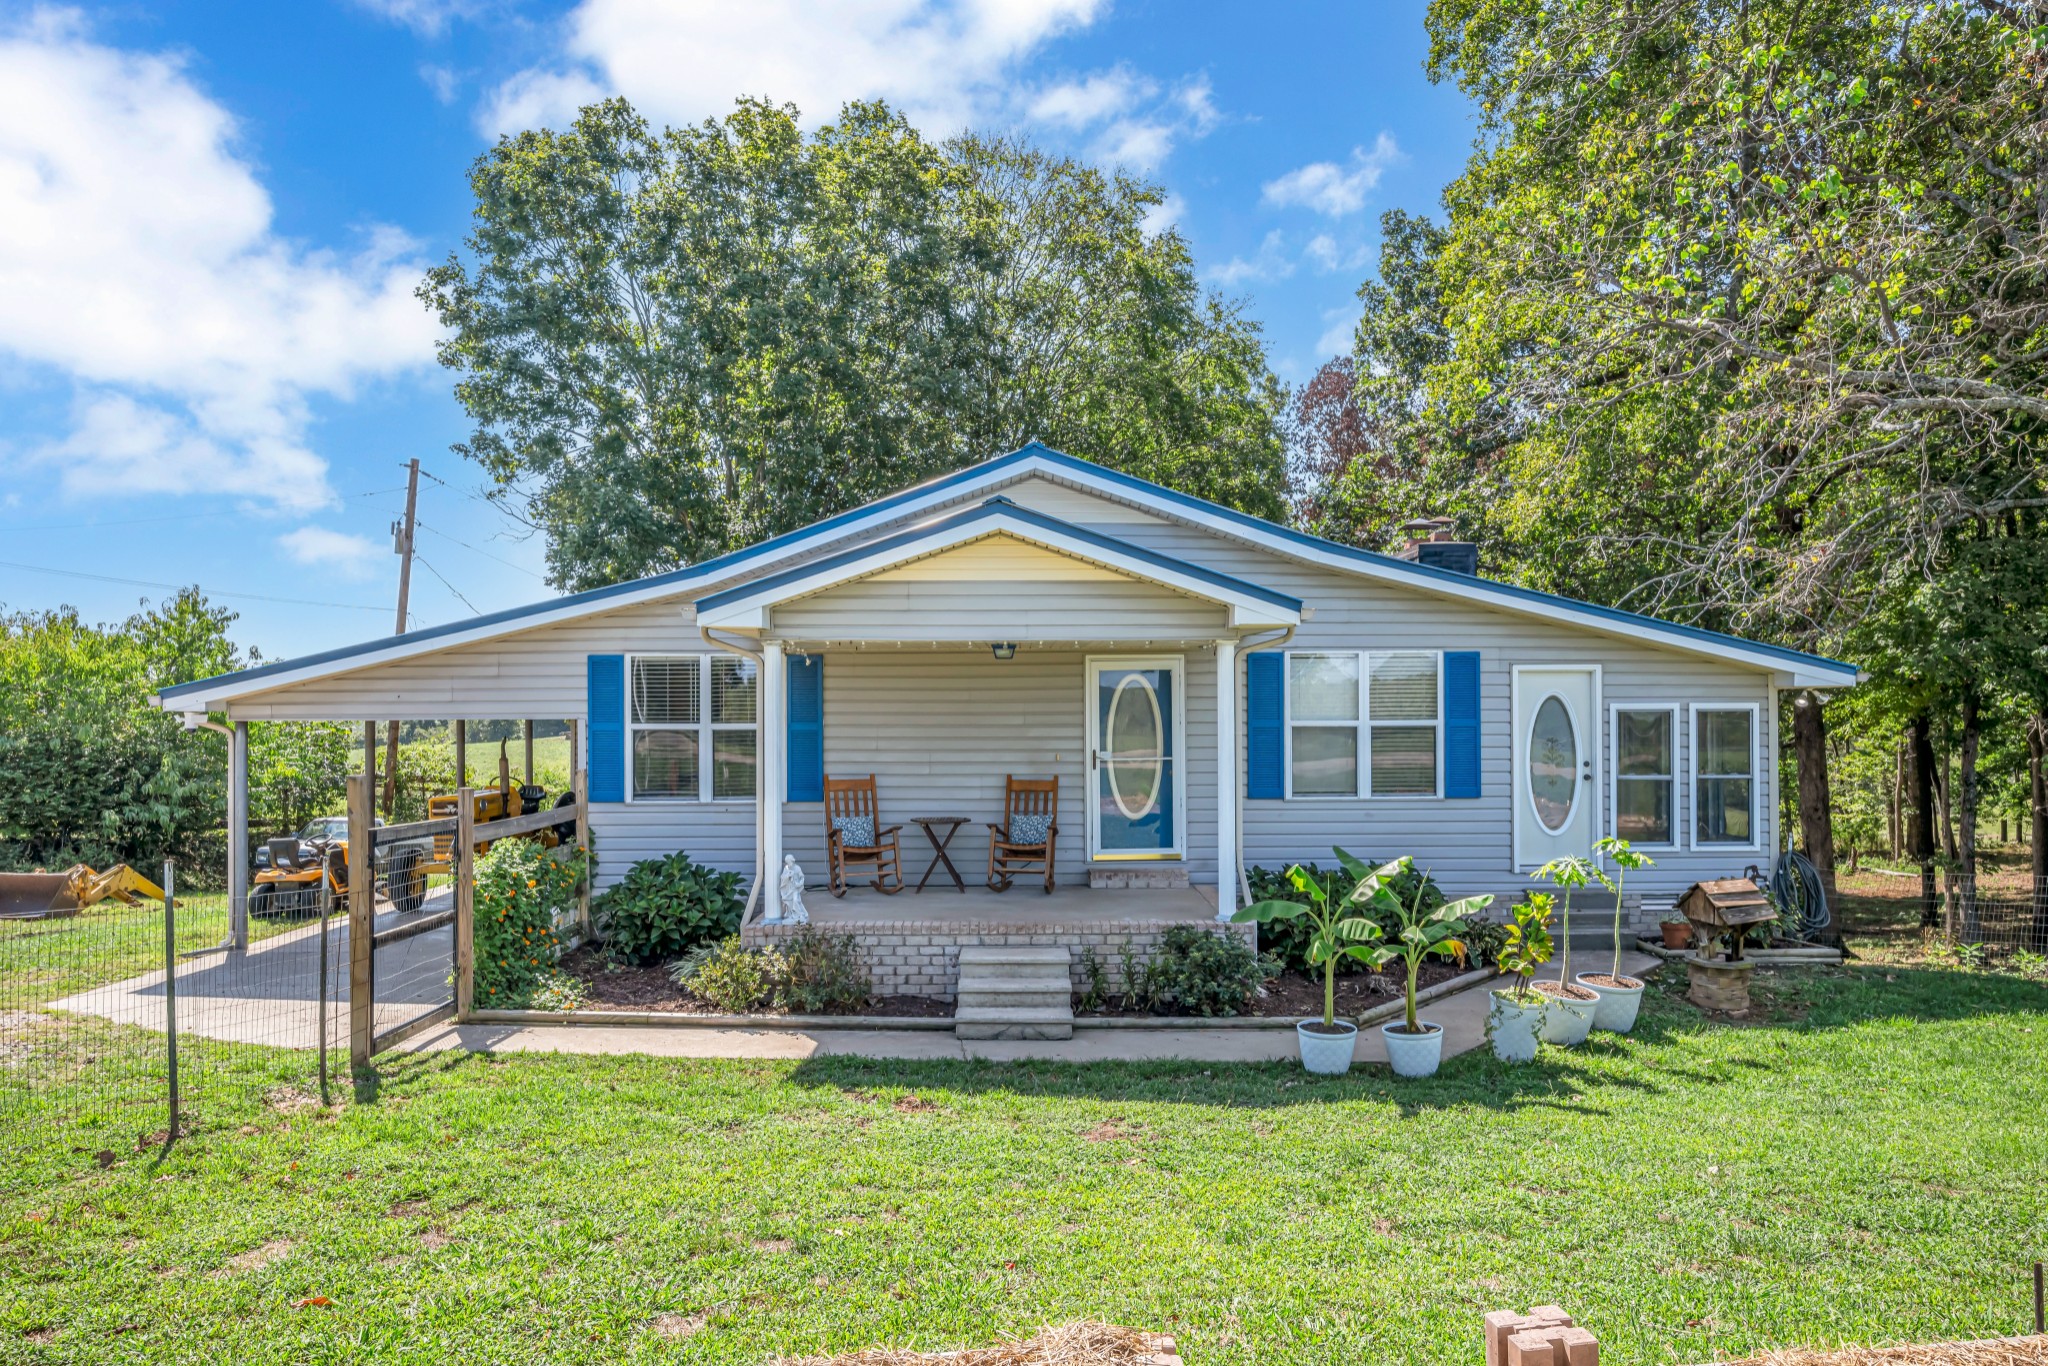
[824,774,903,896]
[986,775,1058,893]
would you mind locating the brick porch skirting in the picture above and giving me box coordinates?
[742,918,1259,1000]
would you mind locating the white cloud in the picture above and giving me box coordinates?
[351,0,478,38]
[1261,132,1402,217]
[0,10,438,510]
[1140,192,1186,240]
[1305,233,1370,274]
[1203,230,1295,288]
[420,63,460,104]
[278,526,385,579]
[480,0,1106,137]
[1314,306,1359,360]
[1027,65,1153,127]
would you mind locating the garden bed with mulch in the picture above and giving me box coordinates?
[557,946,952,1018]
[1076,961,1476,1019]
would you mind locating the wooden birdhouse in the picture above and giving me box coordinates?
[1677,878,1776,960]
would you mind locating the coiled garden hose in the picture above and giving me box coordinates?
[1770,849,1832,941]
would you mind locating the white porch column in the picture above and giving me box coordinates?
[1214,638,1239,921]
[760,639,785,914]
[229,719,250,950]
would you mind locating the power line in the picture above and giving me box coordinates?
[3,485,414,534]
[411,553,480,614]
[417,521,548,579]
[0,558,391,612]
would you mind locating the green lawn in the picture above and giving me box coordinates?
[4,966,2046,1365]
[0,893,295,1003]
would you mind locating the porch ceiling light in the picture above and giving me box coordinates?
[991,642,1018,661]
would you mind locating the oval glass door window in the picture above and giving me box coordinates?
[1528,695,1578,832]
[1105,674,1164,820]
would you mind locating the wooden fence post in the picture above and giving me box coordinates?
[454,786,475,1020]
[574,766,591,934]
[347,772,374,1069]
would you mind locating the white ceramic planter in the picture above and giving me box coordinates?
[1576,973,1645,1033]
[1381,1021,1444,1078]
[1537,987,1597,1046]
[1296,1019,1359,1074]
[1488,991,1545,1063]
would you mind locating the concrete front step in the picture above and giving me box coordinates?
[954,945,1075,1039]
[954,1006,1075,1041]
[956,945,1071,968]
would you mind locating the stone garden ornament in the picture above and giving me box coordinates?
[773,854,811,925]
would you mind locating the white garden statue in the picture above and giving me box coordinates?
[773,854,810,925]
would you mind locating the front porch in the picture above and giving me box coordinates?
[742,884,1250,1000]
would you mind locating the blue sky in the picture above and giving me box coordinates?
[0,0,1476,662]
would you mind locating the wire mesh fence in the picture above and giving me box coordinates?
[2,850,453,1159]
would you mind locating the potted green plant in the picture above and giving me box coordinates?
[1527,854,1601,1045]
[1343,855,1492,1078]
[1659,913,1693,950]
[1233,852,1389,1074]
[1489,894,1554,1063]
[1581,836,1656,1032]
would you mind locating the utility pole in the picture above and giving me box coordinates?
[382,458,420,817]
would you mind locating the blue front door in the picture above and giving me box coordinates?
[1089,659,1180,859]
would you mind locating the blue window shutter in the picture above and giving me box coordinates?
[786,654,824,802]
[1245,651,1283,799]
[1444,650,1481,799]
[586,654,626,803]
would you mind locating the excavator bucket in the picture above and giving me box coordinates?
[0,872,82,920]
[0,864,166,920]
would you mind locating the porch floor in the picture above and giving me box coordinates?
[783,884,1219,929]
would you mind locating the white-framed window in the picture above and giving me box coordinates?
[628,654,758,801]
[1284,650,1442,798]
[1610,704,1679,848]
[1691,703,1758,847]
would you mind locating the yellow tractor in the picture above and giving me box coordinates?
[248,742,576,919]
[0,863,167,921]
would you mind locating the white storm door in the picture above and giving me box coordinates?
[1086,657,1183,861]
[1512,666,1600,870]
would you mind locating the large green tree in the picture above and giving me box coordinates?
[422,99,1287,592]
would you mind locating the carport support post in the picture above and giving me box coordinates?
[454,788,475,1020]
[454,719,467,788]
[346,772,374,1069]
[573,767,591,932]
[228,720,250,951]
[1214,639,1239,920]
[522,720,534,787]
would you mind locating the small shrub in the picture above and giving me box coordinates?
[1076,946,1108,1011]
[1460,918,1509,967]
[677,934,775,1013]
[594,851,745,965]
[528,970,588,1012]
[772,928,869,1014]
[472,840,587,1009]
[1140,925,1274,1017]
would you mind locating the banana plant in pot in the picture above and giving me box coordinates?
[1345,855,1491,1079]
[1579,837,1655,1032]
[1233,854,1388,1075]
[1489,895,1554,1063]
[1527,855,1602,1044]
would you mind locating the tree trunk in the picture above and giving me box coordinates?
[2029,712,2048,952]
[1957,690,1981,943]
[1910,714,1939,929]
[1790,690,1838,940]
[1889,740,1904,862]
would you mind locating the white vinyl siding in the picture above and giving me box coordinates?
[1611,704,1680,849]
[1692,703,1760,849]
[1284,650,1441,798]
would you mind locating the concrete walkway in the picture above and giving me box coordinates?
[400,952,1660,1064]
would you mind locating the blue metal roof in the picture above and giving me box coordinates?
[692,495,1304,616]
[159,439,1856,702]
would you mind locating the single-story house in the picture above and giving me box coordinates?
[155,443,1859,998]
